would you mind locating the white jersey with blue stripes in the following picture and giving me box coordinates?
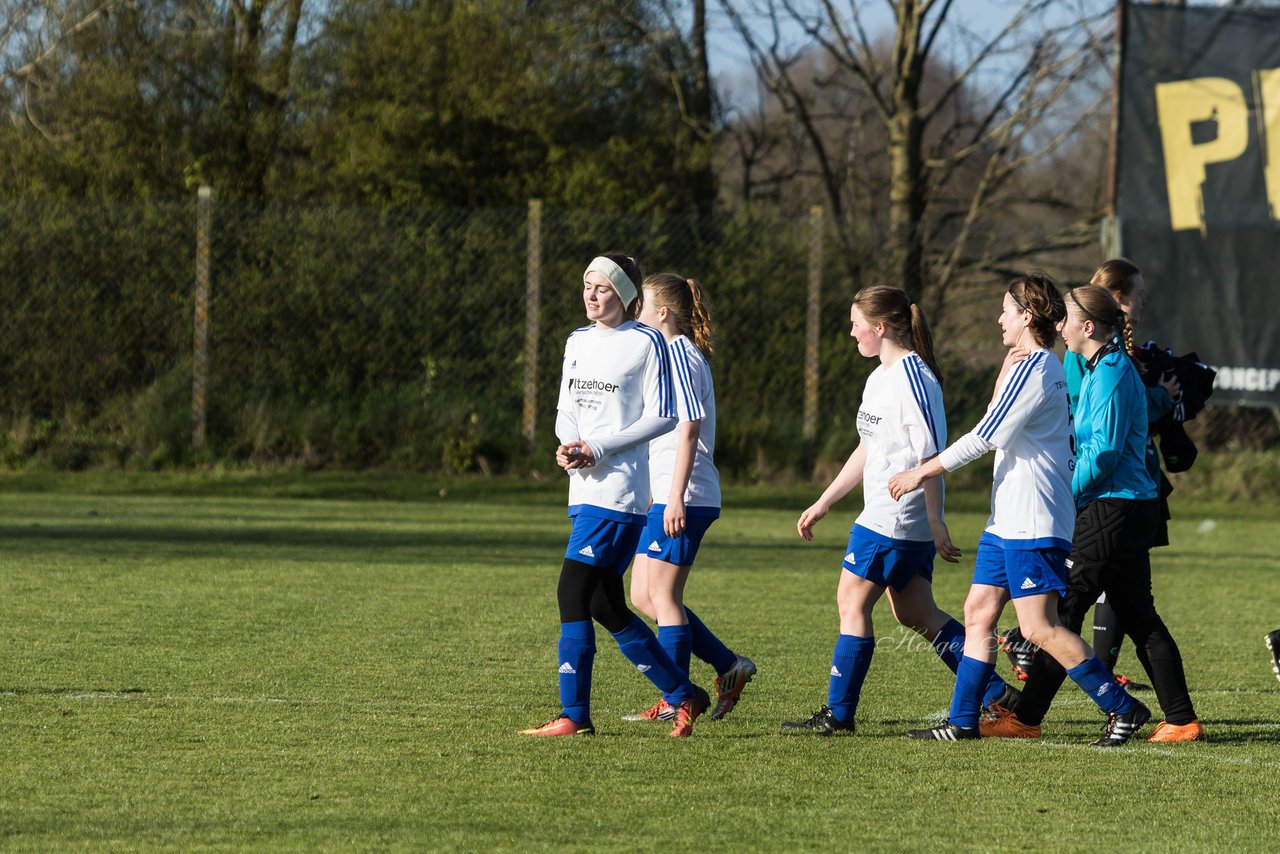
[971,348,1075,548]
[557,320,676,517]
[856,353,946,542]
[648,335,720,509]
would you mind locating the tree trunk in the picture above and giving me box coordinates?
[887,111,926,301]
[689,0,716,216]
[888,0,927,301]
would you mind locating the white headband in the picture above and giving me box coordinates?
[585,256,638,308]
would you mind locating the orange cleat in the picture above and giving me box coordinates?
[1115,673,1151,691]
[710,655,757,720]
[1147,720,1207,743]
[517,715,595,737]
[669,686,710,738]
[622,699,674,722]
[979,713,1042,739]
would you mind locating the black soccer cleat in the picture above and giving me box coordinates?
[781,705,854,736]
[982,683,1022,719]
[1090,700,1152,747]
[1266,630,1280,686]
[998,626,1037,682]
[907,721,980,741]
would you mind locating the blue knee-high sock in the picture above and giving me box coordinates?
[658,623,692,677]
[686,607,737,675]
[1066,655,1136,715]
[931,619,966,672]
[827,634,875,724]
[612,616,693,705]
[948,656,995,729]
[931,621,1009,708]
[558,620,596,723]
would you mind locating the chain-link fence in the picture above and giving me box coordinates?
[0,194,1275,479]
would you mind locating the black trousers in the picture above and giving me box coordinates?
[1092,475,1172,669]
[1015,498,1196,726]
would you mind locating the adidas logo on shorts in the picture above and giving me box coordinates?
[578,545,595,558]
[844,553,857,565]
[1020,577,1036,590]
[648,541,661,551]
[636,664,652,673]
[558,662,576,674]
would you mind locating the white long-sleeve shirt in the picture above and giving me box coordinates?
[556,320,676,520]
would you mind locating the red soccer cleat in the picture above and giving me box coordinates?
[669,687,710,738]
[517,715,595,737]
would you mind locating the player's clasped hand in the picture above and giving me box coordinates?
[556,441,595,471]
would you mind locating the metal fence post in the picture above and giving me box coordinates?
[193,186,212,450]
[523,199,543,450]
[804,205,824,442]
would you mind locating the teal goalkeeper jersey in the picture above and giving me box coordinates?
[1073,346,1157,506]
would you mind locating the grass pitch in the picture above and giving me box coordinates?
[1,474,1278,852]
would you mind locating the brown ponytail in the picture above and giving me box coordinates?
[642,273,715,357]
[853,285,944,387]
[686,278,714,357]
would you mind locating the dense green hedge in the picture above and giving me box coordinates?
[0,199,1007,474]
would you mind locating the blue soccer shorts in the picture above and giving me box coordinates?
[841,524,935,591]
[971,531,1068,598]
[565,513,644,576]
[634,505,720,567]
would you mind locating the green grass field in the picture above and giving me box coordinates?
[2,474,1278,851]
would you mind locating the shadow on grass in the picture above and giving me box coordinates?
[1,686,148,696]
[0,521,566,565]
[0,520,801,565]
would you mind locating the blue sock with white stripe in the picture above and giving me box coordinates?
[557,620,596,723]
[658,623,693,676]
[948,656,994,729]
[1066,655,1136,715]
[930,620,1008,707]
[611,616,692,706]
[827,634,875,724]
[686,607,736,675]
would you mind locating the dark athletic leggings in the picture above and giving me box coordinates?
[1015,498,1196,726]
[1093,486,1170,672]
[1093,594,1124,672]
[556,558,634,633]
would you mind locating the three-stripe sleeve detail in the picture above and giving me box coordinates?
[904,355,940,453]
[637,324,677,418]
[670,341,705,421]
[977,351,1044,442]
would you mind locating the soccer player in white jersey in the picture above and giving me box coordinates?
[622,273,756,725]
[518,254,710,738]
[780,286,1018,736]
[984,284,1202,743]
[889,272,1151,746]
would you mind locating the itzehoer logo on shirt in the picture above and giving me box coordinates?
[568,378,620,393]
[568,376,620,412]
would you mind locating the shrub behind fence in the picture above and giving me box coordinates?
[0,195,1274,477]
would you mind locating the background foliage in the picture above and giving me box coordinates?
[0,1,1274,477]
